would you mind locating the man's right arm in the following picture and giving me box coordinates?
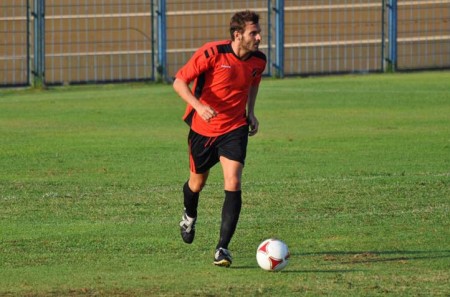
[173,78,217,122]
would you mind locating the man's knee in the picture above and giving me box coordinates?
[224,176,241,192]
[189,181,205,193]
[189,172,209,193]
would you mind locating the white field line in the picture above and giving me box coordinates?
[260,204,450,221]
[163,171,445,191]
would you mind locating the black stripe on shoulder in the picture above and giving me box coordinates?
[217,43,233,54]
[252,51,267,61]
[204,45,223,58]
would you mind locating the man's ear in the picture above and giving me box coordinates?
[234,31,241,41]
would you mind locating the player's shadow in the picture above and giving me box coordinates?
[233,250,450,272]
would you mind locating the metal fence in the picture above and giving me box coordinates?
[1,1,30,87]
[164,1,272,78]
[285,0,384,74]
[1,0,449,87]
[44,0,155,85]
[397,0,450,70]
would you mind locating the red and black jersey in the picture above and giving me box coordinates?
[175,40,266,137]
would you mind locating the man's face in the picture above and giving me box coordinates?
[240,22,262,53]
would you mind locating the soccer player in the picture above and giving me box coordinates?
[173,10,266,267]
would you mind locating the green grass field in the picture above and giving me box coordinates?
[1,72,449,296]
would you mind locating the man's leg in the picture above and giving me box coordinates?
[184,171,209,217]
[214,157,243,266]
[180,171,209,244]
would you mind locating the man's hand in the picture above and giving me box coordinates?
[247,114,259,136]
[173,78,217,123]
[196,104,217,122]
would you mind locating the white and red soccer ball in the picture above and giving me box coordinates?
[256,238,290,271]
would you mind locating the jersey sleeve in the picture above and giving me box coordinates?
[251,51,267,86]
[175,45,213,84]
[252,71,263,86]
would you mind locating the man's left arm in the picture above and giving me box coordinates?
[247,85,260,136]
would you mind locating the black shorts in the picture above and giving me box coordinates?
[188,125,249,173]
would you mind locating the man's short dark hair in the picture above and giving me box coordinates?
[229,10,260,40]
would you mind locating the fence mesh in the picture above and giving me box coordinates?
[45,0,154,85]
[165,0,270,78]
[397,0,450,70]
[284,0,384,75]
[0,1,29,86]
[0,0,449,87]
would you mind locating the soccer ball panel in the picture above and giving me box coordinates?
[256,238,290,271]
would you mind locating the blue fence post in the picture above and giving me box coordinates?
[386,0,398,72]
[157,0,167,82]
[266,0,272,77]
[32,0,45,87]
[273,0,284,78]
[150,0,155,81]
[26,0,31,85]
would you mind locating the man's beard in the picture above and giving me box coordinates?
[242,40,259,52]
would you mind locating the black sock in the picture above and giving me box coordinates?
[183,181,199,218]
[216,190,242,250]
